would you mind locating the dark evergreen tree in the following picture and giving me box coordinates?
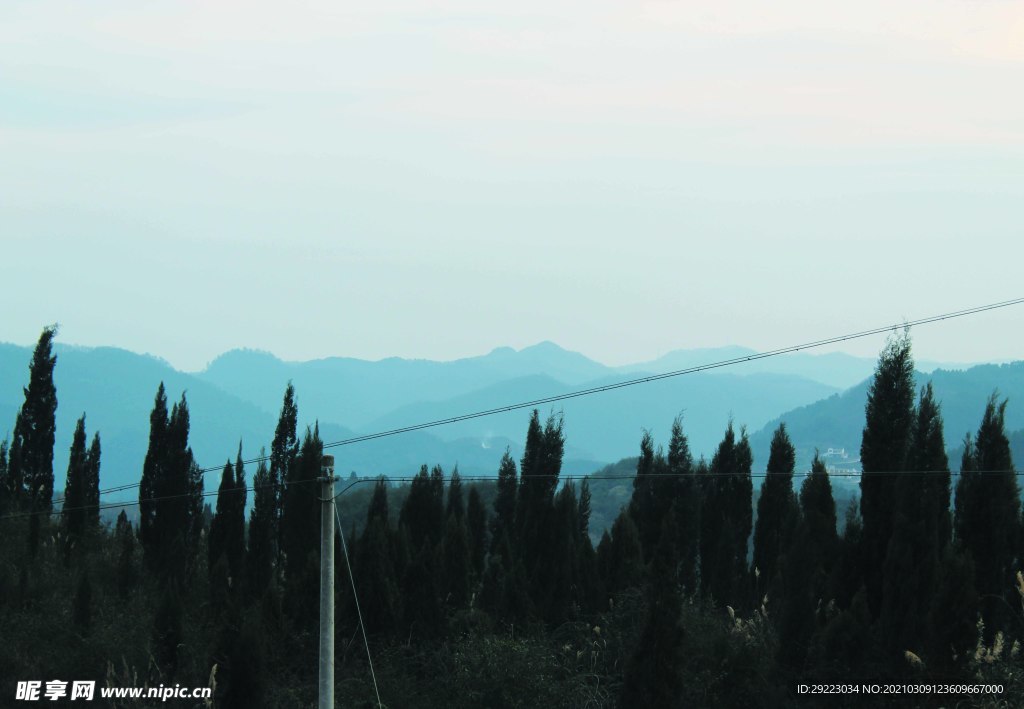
[163,394,204,580]
[138,387,203,579]
[578,477,592,540]
[400,541,443,641]
[540,482,579,624]
[881,383,950,659]
[442,513,471,610]
[248,451,275,595]
[628,430,658,557]
[516,411,564,543]
[0,439,9,509]
[8,326,58,554]
[230,444,247,585]
[667,416,699,593]
[281,426,324,621]
[84,431,100,531]
[926,544,978,674]
[61,414,89,543]
[860,330,915,618]
[399,465,445,551]
[576,479,603,614]
[778,453,837,669]
[515,411,565,618]
[356,479,399,634]
[753,423,797,601]
[210,452,246,593]
[466,486,487,581]
[828,500,863,610]
[490,449,517,555]
[700,423,753,608]
[621,511,685,709]
[954,394,1019,638]
[209,461,234,578]
[447,467,465,521]
[139,383,169,571]
[114,511,136,599]
[270,383,298,567]
[601,510,644,595]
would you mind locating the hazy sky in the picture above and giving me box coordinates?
[3,0,1022,371]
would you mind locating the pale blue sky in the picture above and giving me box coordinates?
[3,0,1022,371]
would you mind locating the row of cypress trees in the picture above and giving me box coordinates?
[1,325,1021,705]
[0,327,102,558]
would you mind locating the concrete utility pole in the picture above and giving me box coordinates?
[319,455,338,709]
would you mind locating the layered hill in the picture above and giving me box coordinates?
[0,339,1015,509]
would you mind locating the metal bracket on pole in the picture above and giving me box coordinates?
[319,455,337,709]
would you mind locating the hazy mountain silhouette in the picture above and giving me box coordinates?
[0,339,1012,504]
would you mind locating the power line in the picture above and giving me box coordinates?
[50,296,1024,503]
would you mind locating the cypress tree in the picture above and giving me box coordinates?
[516,411,565,615]
[138,387,203,578]
[954,394,1019,638]
[400,541,443,641]
[429,465,446,536]
[84,431,100,531]
[248,451,275,595]
[602,510,644,595]
[281,425,323,620]
[926,544,978,673]
[0,439,9,510]
[516,411,564,547]
[628,430,658,557]
[828,500,864,610]
[466,486,487,581]
[230,443,247,586]
[578,477,592,540]
[270,384,298,567]
[210,455,245,591]
[442,513,471,610]
[576,480,603,614]
[753,423,797,601]
[621,511,685,708]
[62,415,88,543]
[541,482,580,624]
[356,479,399,634]
[701,423,753,608]
[490,449,517,555]
[399,465,444,551]
[778,453,837,668]
[800,454,838,577]
[139,383,169,571]
[447,467,465,521]
[667,416,699,594]
[160,394,204,581]
[114,510,136,599]
[860,330,915,618]
[881,383,950,658]
[8,326,58,554]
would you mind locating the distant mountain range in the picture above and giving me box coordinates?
[0,339,1014,504]
[748,362,1024,469]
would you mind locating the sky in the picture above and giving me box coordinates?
[2,0,1022,372]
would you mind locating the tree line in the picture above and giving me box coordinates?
[0,326,1021,707]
